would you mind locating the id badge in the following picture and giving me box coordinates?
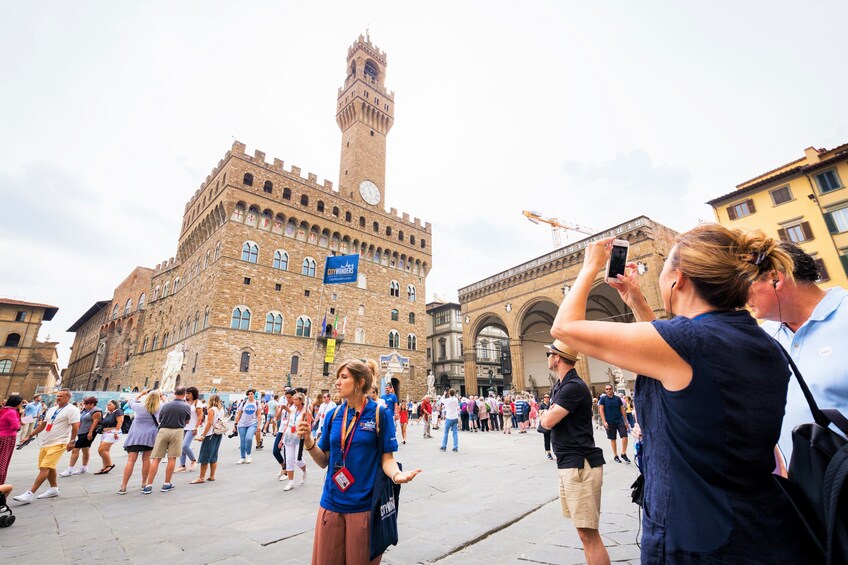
[332,466,355,492]
[46,423,53,432]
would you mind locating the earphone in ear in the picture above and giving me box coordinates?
[772,280,778,289]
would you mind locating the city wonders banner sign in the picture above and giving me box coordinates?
[323,254,359,284]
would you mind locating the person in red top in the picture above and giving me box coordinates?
[420,396,433,439]
[0,395,23,484]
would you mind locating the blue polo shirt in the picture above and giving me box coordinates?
[761,287,848,461]
[318,399,398,513]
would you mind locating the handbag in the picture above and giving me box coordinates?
[772,343,848,565]
[369,406,402,560]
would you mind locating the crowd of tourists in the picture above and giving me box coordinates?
[1,225,845,564]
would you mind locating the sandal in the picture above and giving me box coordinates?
[190,478,205,484]
[117,488,127,495]
[207,477,215,481]
[94,465,115,475]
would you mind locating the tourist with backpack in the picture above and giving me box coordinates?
[191,394,226,484]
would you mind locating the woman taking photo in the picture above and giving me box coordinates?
[298,359,421,564]
[119,389,162,494]
[176,387,203,473]
[95,400,124,475]
[192,394,224,484]
[280,392,308,492]
[550,225,806,563]
[0,395,23,484]
[60,396,101,477]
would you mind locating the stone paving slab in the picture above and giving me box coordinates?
[1,424,641,563]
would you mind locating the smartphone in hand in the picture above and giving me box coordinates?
[605,239,630,283]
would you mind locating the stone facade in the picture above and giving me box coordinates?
[458,216,677,398]
[65,34,432,400]
[0,298,60,399]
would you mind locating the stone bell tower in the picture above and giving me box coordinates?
[336,32,394,210]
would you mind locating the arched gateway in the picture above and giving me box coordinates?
[459,216,678,397]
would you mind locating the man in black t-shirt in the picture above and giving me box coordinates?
[598,384,630,463]
[540,340,609,565]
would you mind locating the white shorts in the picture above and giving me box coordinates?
[101,430,123,444]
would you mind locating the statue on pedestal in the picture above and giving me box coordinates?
[160,345,185,391]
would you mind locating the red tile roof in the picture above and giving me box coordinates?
[0,298,59,320]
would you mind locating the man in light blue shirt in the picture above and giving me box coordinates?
[747,242,848,464]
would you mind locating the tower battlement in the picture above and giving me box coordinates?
[348,32,387,65]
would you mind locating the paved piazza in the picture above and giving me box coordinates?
[1,425,641,564]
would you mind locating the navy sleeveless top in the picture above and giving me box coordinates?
[635,310,806,563]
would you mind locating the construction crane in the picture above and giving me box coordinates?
[522,210,595,248]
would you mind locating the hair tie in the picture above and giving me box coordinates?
[750,251,767,265]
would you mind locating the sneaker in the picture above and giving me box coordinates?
[614,456,621,463]
[439,446,446,451]
[245,456,252,464]
[279,474,288,481]
[452,448,458,452]
[13,490,34,504]
[236,458,245,465]
[621,454,631,463]
[59,468,74,477]
[283,481,294,491]
[142,486,153,495]
[160,483,175,493]
[36,488,60,499]
[72,466,88,475]
[300,469,307,485]
[546,453,553,460]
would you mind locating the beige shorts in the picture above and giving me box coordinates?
[151,428,183,459]
[38,444,68,469]
[558,460,603,529]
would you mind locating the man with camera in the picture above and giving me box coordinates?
[540,341,609,565]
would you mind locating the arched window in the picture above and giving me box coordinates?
[152,334,159,350]
[273,250,289,270]
[263,180,273,193]
[265,312,283,334]
[173,277,180,293]
[153,285,160,300]
[290,355,300,374]
[283,187,291,200]
[365,60,378,80]
[407,334,417,351]
[373,221,379,232]
[332,206,340,217]
[163,281,170,297]
[240,351,250,372]
[301,258,316,277]
[124,298,132,316]
[358,304,365,315]
[203,307,210,329]
[193,312,199,334]
[112,304,119,320]
[391,309,399,321]
[317,200,325,213]
[241,242,259,263]
[300,194,309,206]
[408,312,415,324]
[296,317,312,337]
[230,307,251,330]
[215,241,222,261]
[421,238,427,249]
[0,359,12,373]
[355,328,365,344]
[138,293,146,310]
[386,226,392,236]
[398,230,404,242]
[243,173,253,186]
[345,211,352,222]
[103,378,109,392]
[204,250,210,269]
[479,339,489,360]
[178,323,184,341]
[141,336,149,353]
[407,284,416,302]
[389,280,400,297]
[163,332,170,348]
[388,330,400,349]
[359,216,366,227]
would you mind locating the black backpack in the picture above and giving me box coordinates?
[773,344,848,565]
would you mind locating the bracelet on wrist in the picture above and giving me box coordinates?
[391,471,401,484]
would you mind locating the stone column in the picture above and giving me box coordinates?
[462,350,478,396]
[509,339,524,392]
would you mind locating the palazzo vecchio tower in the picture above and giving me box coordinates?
[64,33,432,399]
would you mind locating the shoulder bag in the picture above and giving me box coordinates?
[772,342,848,565]
[369,407,402,560]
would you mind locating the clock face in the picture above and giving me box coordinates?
[359,180,381,205]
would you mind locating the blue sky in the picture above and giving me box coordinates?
[1,1,846,368]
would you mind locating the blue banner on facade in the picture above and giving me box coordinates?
[323,254,359,284]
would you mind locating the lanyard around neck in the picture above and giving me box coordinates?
[340,400,367,464]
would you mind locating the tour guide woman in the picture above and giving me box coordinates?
[550,224,806,563]
[298,359,421,564]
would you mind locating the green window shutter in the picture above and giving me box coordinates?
[824,212,838,234]
[841,255,848,278]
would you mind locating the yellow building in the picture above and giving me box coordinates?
[707,143,848,288]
